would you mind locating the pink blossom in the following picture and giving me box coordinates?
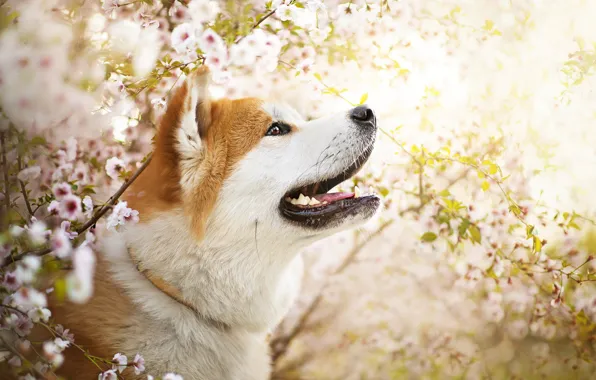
[83,196,94,218]
[55,324,75,344]
[52,182,71,199]
[58,194,82,220]
[4,313,33,337]
[66,245,96,304]
[163,374,184,380]
[27,307,52,323]
[60,221,78,240]
[17,166,41,182]
[51,228,72,259]
[171,23,198,54]
[133,353,145,375]
[47,200,60,215]
[42,340,64,368]
[276,4,297,21]
[112,353,127,373]
[54,337,70,350]
[98,370,118,380]
[11,287,47,311]
[15,256,41,284]
[230,41,256,67]
[2,272,20,291]
[199,28,225,54]
[28,220,50,245]
[8,355,22,367]
[106,201,140,230]
[188,0,220,25]
[105,157,125,180]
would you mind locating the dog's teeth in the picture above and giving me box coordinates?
[308,198,321,206]
[296,193,310,206]
[354,186,362,198]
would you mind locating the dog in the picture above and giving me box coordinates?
[48,66,379,379]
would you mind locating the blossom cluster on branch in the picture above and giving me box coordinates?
[1,0,596,379]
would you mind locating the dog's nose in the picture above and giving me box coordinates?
[350,105,376,128]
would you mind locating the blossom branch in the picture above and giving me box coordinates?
[10,153,153,263]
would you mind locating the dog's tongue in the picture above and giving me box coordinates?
[313,192,354,203]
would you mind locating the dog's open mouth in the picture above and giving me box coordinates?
[279,144,380,228]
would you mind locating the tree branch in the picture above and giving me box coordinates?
[10,153,153,263]
[17,155,34,217]
[76,153,152,233]
[1,131,10,222]
[235,2,286,44]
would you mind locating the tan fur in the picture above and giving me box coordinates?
[38,256,139,379]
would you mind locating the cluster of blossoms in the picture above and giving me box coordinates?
[1,0,596,379]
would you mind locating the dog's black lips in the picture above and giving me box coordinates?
[279,143,380,229]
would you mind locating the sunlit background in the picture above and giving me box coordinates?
[2,0,596,378]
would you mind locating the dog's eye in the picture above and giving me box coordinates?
[265,122,291,136]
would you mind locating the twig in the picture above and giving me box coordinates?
[10,153,153,262]
[1,131,10,219]
[17,155,34,217]
[235,1,292,44]
[76,153,152,233]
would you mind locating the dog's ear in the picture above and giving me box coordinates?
[177,65,212,157]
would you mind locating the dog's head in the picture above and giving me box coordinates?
[128,67,380,248]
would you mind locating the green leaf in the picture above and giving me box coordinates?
[469,225,482,244]
[359,93,368,105]
[421,232,438,242]
[30,136,47,146]
[458,218,470,237]
[526,225,534,239]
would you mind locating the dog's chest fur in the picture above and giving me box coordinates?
[56,210,304,380]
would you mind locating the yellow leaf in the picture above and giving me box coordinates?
[359,92,369,105]
[533,235,542,253]
[481,181,490,191]
[488,164,498,175]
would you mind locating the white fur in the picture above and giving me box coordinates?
[102,100,376,379]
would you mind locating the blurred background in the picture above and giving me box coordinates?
[2,0,596,379]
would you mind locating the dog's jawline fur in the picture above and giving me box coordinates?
[44,67,378,380]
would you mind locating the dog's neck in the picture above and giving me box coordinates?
[104,209,304,332]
